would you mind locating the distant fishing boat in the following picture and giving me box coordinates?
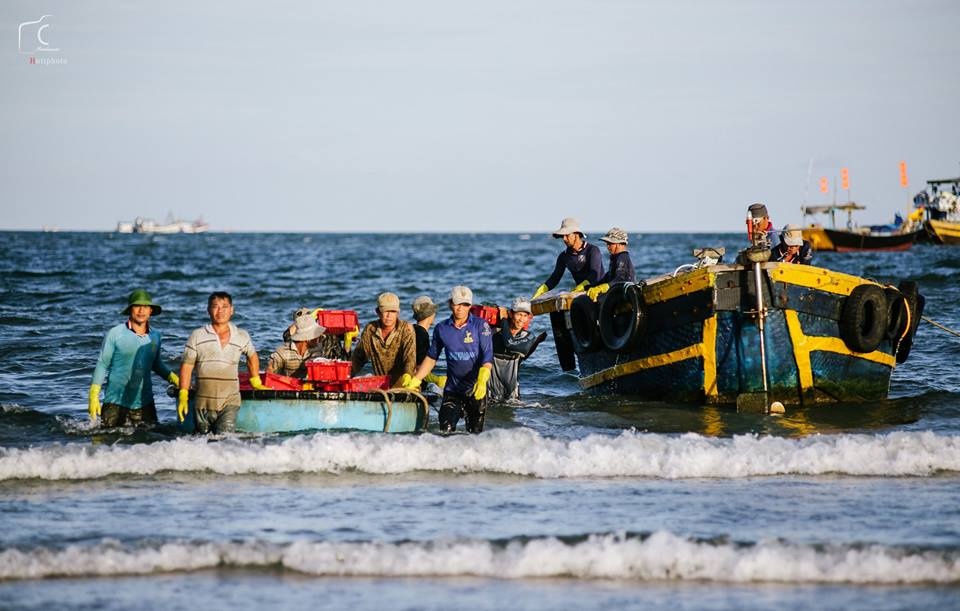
[533,249,923,411]
[116,216,209,234]
[800,202,922,252]
[914,175,960,245]
[177,388,429,434]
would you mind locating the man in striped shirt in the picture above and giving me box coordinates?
[178,292,264,433]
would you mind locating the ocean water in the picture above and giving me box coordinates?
[1,231,959,610]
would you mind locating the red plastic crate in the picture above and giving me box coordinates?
[470,305,501,326]
[343,375,390,392]
[306,359,352,382]
[315,310,359,335]
[238,372,252,390]
[264,372,303,391]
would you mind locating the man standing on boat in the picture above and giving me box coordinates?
[747,203,779,248]
[532,217,605,299]
[404,286,494,433]
[586,227,637,301]
[350,292,417,387]
[178,291,265,434]
[88,289,179,427]
[772,224,813,265]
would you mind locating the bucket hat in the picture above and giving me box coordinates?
[121,289,161,315]
[781,224,804,247]
[290,314,326,341]
[552,217,584,238]
[411,295,438,321]
[599,227,628,245]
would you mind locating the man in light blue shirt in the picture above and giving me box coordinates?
[89,289,178,427]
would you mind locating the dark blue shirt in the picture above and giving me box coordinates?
[426,314,494,394]
[599,250,636,284]
[544,242,604,290]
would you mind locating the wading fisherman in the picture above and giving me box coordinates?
[282,307,348,360]
[178,291,265,434]
[411,295,447,390]
[88,289,179,426]
[488,297,546,402]
[532,217,604,299]
[350,292,417,387]
[404,286,493,433]
[586,227,637,301]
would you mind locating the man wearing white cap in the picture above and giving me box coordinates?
[404,285,494,433]
[532,217,605,299]
[489,297,547,402]
[772,224,813,265]
[586,227,637,301]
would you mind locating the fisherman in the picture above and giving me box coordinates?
[746,203,779,247]
[772,224,814,265]
[532,217,604,299]
[282,307,349,360]
[350,292,417,386]
[489,297,546,402]
[411,295,438,366]
[586,227,637,301]
[267,313,329,377]
[403,285,493,433]
[178,291,265,434]
[88,289,179,426]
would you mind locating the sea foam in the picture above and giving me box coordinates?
[2,429,959,481]
[1,531,958,584]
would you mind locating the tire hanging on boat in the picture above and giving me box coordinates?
[839,284,889,353]
[567,295,603,353]
[893,280,924,364]
[884,287,909,341]
[599,282,646,352]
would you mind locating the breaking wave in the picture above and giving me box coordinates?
[2,531,958,584]
[2,429,959,481]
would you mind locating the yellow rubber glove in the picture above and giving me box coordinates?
[301,382,314,391]
[177,389,189,422]
[401,374,422,390]
[532,284,549,299]
[573,280,590,292]
[586,283,610,302]
[88,384,101,421]
[249,375,268,391]
[310,307,323,318]
[472,367,491,400]
[424,373,447,388]
[167,372,180,387]
[344,326,359,352]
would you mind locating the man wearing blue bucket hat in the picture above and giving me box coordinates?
[88,289,179,426]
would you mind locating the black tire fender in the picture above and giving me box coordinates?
[895,280,923,364]
[567,295,603,353]
[599,282,646,352]
[839,284,889,353]
[884,287,909,341]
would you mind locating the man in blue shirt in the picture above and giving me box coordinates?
[89,289,179,427]
[532,217,605,299]
[404,285,494,433]
[586,227,637,301]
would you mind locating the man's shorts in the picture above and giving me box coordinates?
[101,403,158,428]
[195,405,240,434]
[438,391,486,434]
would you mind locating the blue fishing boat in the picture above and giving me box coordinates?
[177,389,430,434]
[535,252,924,410]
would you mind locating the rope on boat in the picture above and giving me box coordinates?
[922,316,960,338]
[386,388,430,432]
[370,389,393,432]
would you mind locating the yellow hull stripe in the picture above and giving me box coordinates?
[801,227,835,251]
[643,267,715,304]
[769,264,876,297]
[928,219,960,239]
[783,310,896,389]
[702,315,718,399]
[579,344,703,389]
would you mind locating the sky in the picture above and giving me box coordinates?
[2,0,958,233]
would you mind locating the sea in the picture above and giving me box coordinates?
[0,231,958,610]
